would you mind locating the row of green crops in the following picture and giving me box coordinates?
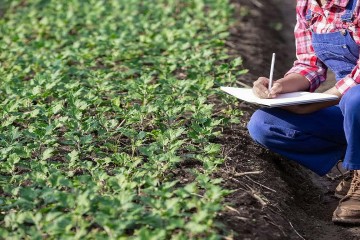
[0,0,244,239]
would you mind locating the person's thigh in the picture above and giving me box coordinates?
[248,106,346,146]
[247,106,346,175]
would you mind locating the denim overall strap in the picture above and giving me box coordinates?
[306,8,312,21]
[341,0,357,22]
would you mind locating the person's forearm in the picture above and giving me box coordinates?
[275,73,311,93]
[324,86,342,98]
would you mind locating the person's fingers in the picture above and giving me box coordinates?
[252,84,269,98]
[254,77,269,87]
[253,77,270,98]
[268,82,283,98]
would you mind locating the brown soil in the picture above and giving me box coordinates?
[216,0,360,239]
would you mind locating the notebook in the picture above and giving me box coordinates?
[220,87,339,107]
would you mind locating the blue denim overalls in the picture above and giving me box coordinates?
[247,0,360,175]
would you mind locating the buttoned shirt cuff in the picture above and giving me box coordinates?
[335,76,357,95]
[285,65,326,92]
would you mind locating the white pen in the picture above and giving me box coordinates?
[268,53,276,94]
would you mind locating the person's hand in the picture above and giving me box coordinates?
[252,77,283,99]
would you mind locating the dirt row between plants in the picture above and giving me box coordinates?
[215,0,360,239]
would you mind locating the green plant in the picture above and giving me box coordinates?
[0,0,245,239]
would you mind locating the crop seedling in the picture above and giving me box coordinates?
[0,0,245,239]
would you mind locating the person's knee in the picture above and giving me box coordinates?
[247,110,271,146]
[340,85,360,116]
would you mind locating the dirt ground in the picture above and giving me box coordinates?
[216,0,360,239]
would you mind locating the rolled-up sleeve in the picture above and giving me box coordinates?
[335,61,360,94]
[285,6,327,92]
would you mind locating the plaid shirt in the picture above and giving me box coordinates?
[287,0,360,94]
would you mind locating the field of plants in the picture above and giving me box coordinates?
[0,0,245,238]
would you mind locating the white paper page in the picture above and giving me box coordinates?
[220,87,339,107]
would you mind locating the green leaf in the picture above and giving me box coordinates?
[67,150,79,167]
[41,148,54,161]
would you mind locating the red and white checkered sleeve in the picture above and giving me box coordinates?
[335,62,360,95]
[285,2,327,92]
